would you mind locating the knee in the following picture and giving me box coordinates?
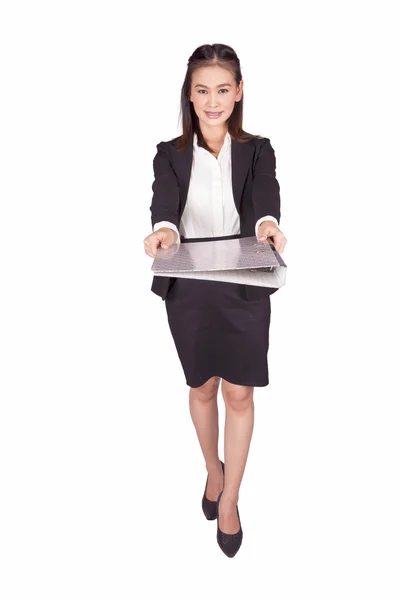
[190,376,220,402]
[222,381,253,412]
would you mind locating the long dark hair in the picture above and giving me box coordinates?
[176,43,261,152]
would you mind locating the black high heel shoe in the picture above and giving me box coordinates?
[202,460,225,521]
[216,491,243,557]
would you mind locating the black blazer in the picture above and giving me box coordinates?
[149,134,281,301]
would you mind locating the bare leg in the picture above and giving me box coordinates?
[189,376,224,500]
[219,379,255,533]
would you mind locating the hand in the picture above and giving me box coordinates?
[257,220,287,254]
[143,227,178,258]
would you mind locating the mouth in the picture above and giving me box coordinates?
[205,111,223,119]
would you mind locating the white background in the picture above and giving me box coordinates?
[1,1,399,598]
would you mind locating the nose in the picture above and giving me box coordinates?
[206,92,220,108]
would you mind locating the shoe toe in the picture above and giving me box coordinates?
[216,492,243,557]
[217,527,243,557]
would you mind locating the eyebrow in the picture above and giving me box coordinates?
[194,83,232,88]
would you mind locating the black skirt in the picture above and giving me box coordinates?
[164,234,271,389]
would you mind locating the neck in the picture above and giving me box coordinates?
[198,124,228,146]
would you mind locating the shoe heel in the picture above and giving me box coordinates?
[201,459,225,521]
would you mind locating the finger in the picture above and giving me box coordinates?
[274,240,286,254]
[258,228,277,241]
[270,238,281,252]
[276,236,287,252]
[151,237,163,253]
[258,232,273,242]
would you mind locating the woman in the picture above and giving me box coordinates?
[143,43,287,558]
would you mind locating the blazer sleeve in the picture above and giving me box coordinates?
[149,142,180,229]
[252,138,281,226]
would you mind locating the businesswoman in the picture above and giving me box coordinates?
[143,43,287,557]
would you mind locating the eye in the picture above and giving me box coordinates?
[197,89,229,94]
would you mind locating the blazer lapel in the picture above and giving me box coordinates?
[231,138,254,213]
[175,142,193,215]
[173,135,254,216]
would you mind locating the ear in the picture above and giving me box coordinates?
[236,80,243,102]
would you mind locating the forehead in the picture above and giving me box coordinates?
[191,65,235,87]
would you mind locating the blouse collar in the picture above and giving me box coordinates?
[193,130,231,155]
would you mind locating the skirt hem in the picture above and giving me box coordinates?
[186,375,269,389]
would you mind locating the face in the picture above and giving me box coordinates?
[189,65,243,132]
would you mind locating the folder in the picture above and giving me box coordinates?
[151,235,287,289]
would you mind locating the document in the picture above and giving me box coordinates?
[151,236,287,288]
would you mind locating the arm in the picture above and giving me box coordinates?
[150,142,181,231]
[252,138,281,227]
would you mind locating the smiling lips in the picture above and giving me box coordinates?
[205,111,223,118]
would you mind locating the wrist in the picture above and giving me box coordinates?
[159,227,178,243]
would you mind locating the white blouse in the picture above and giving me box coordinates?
[153,131,278,245]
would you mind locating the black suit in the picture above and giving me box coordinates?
[149,134,281,301]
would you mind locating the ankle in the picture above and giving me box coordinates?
[206,458,223,473]
[220,489,239,505]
